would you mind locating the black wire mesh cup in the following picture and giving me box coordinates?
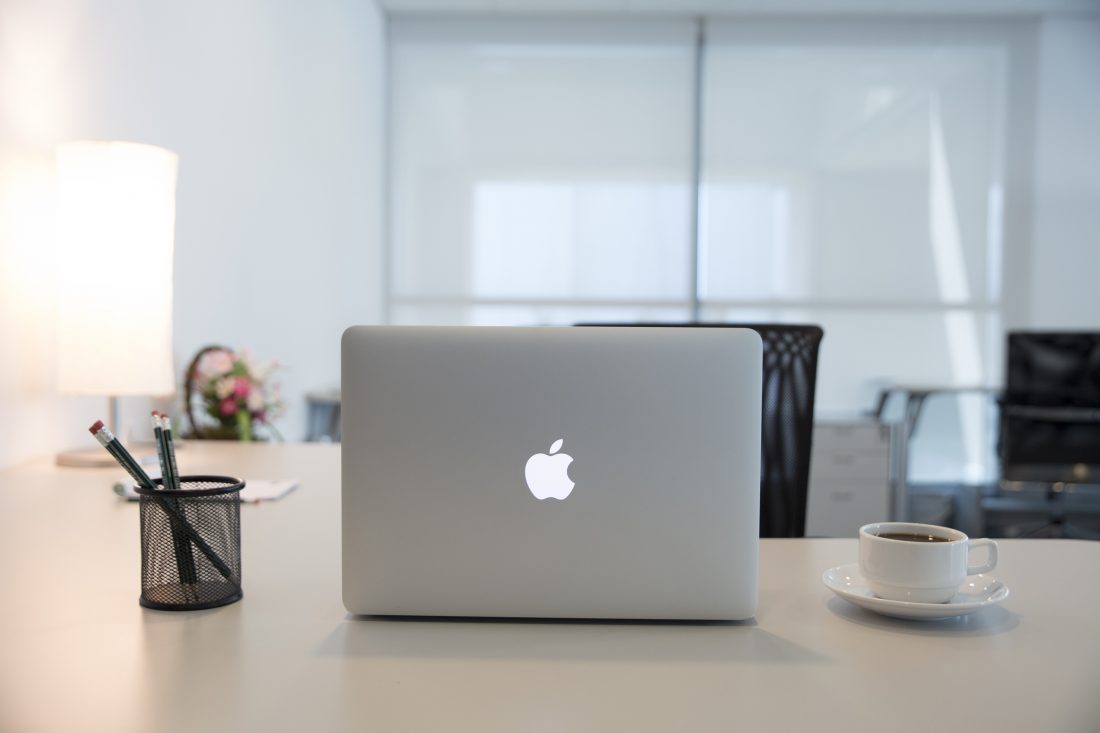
[135,475,245,611]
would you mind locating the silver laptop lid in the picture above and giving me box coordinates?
[342,326,762,620]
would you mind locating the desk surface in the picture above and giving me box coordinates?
[1,442,1098,732]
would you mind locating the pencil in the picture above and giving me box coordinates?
[152,412,197,586]
[159,413,181,491]
[89,421,237,588]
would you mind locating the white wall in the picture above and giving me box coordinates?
[1,3,1097,472]
[0,0,386,469]
[1028,16,1100,329]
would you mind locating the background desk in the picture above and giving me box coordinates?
[1,443,1098,732]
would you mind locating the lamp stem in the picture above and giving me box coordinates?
[109,395,120,436]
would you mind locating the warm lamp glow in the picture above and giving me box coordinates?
[55,141,178,396]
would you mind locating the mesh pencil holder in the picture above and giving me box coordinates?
[135,475,245,611]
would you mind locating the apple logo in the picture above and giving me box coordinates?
[525,438,575,500]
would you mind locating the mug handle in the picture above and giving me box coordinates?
[967,538,998,575]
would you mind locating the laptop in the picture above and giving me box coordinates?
[341,325,762,620]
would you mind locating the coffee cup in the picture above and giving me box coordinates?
[858,522,998,603]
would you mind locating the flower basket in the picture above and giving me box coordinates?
[184,345,284,441]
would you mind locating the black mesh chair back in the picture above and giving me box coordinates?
[578,323,824,537]
[1001,332,1100,482]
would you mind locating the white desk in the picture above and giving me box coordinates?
[1,443,1098,732]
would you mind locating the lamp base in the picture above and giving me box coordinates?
[56,443,159,468]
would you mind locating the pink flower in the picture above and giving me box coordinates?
[246,388,265,412]
[215,377,236,400]
[233,377,251,397]
[219,398,238,416]
[200,350,234,378]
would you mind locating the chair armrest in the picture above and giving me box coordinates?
[1002,404,1100,423]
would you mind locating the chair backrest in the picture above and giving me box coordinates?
[577,323,824,537]
[1001,331,1100,482]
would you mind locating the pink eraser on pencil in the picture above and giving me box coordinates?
[88,420,104,435]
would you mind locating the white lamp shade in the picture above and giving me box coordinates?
[55,141,179,396]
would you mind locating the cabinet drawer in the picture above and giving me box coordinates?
[812,425,890,458]
[810,450,889,480]
[805,479,891,538]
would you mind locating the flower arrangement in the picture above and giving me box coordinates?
[186,346,284,441]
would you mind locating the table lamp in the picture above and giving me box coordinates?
[54,141,179,467]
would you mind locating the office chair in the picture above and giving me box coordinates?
[305,390,342,442]
[578,323,824,537]
[984,332,1100,538]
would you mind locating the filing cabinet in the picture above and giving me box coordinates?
[805,420,893,537]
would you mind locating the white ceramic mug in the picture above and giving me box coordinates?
[859,522,998,603]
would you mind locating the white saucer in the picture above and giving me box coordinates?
[822,563,1009,620]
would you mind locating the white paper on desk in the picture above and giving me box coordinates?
[117,478,299,503]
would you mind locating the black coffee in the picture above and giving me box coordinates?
[876,532,951,543]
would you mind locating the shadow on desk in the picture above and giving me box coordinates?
[315,616,831,664]
[826,597,1019,637]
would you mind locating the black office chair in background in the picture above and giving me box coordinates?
[984,331,1100,538]
[579,323,824,537]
